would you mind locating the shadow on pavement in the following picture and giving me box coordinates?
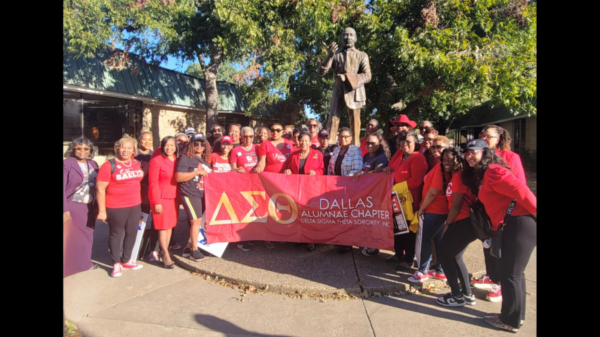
[194,314,294,337]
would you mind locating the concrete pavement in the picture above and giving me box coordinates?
[64,220,536,337]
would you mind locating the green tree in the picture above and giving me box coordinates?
[185,62,241,83]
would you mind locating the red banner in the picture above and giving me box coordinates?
[204,172,395,250]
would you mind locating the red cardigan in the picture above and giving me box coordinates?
[148,155,178,204]
[390,151,428,210]
[479,164,536,231]
[285,148,324,175]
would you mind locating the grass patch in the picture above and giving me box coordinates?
[65,319,81,337]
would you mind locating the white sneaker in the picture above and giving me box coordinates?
[408,271,429,283]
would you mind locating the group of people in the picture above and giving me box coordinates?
[63,114,536,333]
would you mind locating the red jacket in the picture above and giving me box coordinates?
[148,155,178,204]
[390,151,428,210]
[479,164,536,231]
[496,149,526,184]
[360,136,368,156]
[285,148,324,175]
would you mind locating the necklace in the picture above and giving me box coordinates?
[300,150,310,156]
[117,158,132,167]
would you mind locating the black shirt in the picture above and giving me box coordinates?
[334,147,347,176]
[314,144,338,175]
[299,157,307,174]
[176,154,210,198]
[135,149,154,187]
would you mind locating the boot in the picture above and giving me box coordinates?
[328,116,340,144]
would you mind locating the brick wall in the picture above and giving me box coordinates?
[142,105,207,142]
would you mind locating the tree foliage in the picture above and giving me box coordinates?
[63,0,536,133]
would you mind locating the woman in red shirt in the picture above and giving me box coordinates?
[434,147,478,308]
[96,135,145,277]
[462,139,536,333]
[472,125,528,300]
[255,123,295,174]
[255,126,270,146]
[409,136,450,283]
[383,130,428,271]
[148,136,179,269]
[284,132,324,252]
[232,127,259,173]
[209,136,233,173]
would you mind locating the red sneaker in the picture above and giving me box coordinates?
[486,284,502,302]
[111,263,122,278]
[428,270,447,281]
[121,262,143,271]
[472,275,495,290]
[408,271,429,283]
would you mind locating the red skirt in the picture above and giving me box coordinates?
[150,198,178,230]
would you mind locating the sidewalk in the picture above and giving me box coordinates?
[64,220,536,336]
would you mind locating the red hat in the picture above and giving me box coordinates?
[390,114,417,129]
[220,136,233,144]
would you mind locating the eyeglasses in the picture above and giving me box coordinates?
[309,124,318,128]
[480,134,499,139]
[243,135,254,138]
[75,146,90,151]
[366,142,379,147]
[271,128,283,133]
[431,145,446,150]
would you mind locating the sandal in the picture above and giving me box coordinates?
[483,315,519,333]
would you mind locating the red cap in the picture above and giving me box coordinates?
[221,136,233,144]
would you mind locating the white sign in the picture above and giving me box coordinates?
[196,213,228,258]
[414,215,424,268]
[129,212,149,263]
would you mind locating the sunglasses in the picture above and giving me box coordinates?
[243,135,254,138]
[75,146,90,151]
[271,128,283,133]
[366,142,379,146]
[212,129,222,133]
[194,141,205,147]
[309,124,318,128]
[431,145,446,150]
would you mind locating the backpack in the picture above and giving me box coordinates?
[109,158,142,174]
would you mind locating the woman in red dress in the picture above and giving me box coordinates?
[148,136,179,269]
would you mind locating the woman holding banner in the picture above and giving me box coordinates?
[148,136,179,269]
[352,133,390,257]
[383,130,428,270]
[177,133,211,262]
[408,136,450,283]
[284,132,325,252]
[328,127,363,254]
[255,123,295,175]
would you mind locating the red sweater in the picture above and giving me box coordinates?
[285,148,324,175]
[479,164,536,230]
[148,155,178,204]
[390,151,428,210]
[496,149,526,184]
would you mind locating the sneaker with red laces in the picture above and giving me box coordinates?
[111,263,122,278]
[428,270,447,281]
[408,271,429,283]
[471,275,495,290]
[121,262,144,271]
[486,284,502,302]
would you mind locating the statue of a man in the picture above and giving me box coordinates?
[318,27,371,146]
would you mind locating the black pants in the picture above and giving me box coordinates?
[439,217,477,296]
[394,230,416,264]
[483,246,501,283]
[499,215,536,328]
[107,205,141,264]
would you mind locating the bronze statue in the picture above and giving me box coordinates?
[319,27,371,146]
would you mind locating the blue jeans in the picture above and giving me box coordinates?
[418,213,447,274]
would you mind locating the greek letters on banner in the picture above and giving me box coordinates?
[204,172,395,250]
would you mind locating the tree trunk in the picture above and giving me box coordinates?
[200,48,223,132]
